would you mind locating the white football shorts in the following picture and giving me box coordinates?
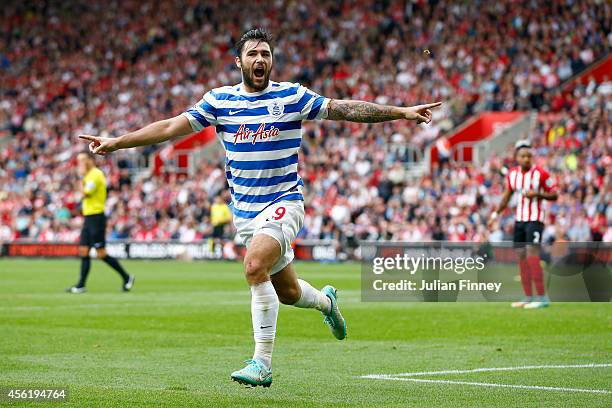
[233,200,305,275]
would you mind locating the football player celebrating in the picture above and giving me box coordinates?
[79,28,441,387]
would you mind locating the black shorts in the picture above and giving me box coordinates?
[80,213,106,249]
[513,221,544,247]
[212,224,225,238]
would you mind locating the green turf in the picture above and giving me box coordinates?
[0,259,610,407]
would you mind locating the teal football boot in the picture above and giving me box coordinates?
[321,285,347,340]
[230,359,272,388]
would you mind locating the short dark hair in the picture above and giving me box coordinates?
[234,28,273,58]
[78,150,95,160]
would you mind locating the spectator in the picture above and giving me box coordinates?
[0,0,609,245]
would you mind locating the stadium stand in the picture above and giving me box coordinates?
[0,0,610,245]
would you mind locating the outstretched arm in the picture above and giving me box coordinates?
[326,100,441,124]
[79,114,194,155]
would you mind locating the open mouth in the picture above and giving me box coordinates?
[253,67,265,79]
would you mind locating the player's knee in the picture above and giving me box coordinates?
[277,285,300,305]
[79,247,89,257]
[244,257,270,283]
[96,248,107,258]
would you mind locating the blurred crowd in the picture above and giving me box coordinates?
[300,80,611,246]
[0,0,610,244]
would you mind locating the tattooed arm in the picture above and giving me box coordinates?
[326,99,442,124]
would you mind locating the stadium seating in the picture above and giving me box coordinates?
[0,0,610,244]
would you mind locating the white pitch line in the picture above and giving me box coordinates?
[361,363,612,379]
[375,377,612,395]
[361,363,612,395]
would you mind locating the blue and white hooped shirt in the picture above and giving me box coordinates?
[182,81,329,219]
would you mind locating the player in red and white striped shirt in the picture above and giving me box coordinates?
[489,140,558,308]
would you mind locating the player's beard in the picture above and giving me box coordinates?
[242,64,271,92]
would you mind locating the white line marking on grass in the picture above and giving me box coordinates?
[361,363,612,395]
[376,377,612,394]
[362,363,612,378]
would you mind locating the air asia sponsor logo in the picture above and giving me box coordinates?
[233,123,280,144]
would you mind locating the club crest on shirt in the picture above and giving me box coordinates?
[267,101,284,117]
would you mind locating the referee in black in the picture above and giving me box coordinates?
[66,152,134,293]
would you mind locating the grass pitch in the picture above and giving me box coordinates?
[0,258,610,407]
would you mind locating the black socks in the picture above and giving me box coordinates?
[103,255,129,282]
[77,257,91,288]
